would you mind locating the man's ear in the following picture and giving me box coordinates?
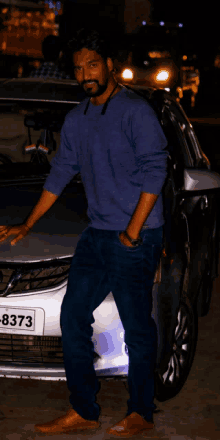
[107,57,114,73]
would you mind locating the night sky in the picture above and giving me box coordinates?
[148,0,219,66]
[153,0,218,45]
[50,0,220,69]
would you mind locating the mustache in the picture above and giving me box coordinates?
[81,80,99,86]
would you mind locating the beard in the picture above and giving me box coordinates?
[81,79,109,97]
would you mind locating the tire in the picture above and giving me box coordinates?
[155,296,198,402]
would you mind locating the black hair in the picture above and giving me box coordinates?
[42,35,62,62]
[68,28,115,62]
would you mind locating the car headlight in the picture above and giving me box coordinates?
[121,68,134,80]
[155,69,170,83]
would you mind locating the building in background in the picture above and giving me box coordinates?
[0,0,63,77]
[0,1,62,58]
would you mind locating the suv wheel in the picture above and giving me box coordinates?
[155,297,198,402]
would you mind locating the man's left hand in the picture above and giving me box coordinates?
[119,231,135,248]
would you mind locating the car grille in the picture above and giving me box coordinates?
[0,334,100,365]
[0,259,71,296]
[0,334,64,364]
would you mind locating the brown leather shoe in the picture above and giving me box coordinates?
[35,409,100,434]
[106,412,154,437]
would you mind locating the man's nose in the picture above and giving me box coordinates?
[82,68,90,81]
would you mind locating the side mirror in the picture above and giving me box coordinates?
[184,169,220,191]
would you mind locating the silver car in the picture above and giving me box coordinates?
[0,78,219,403]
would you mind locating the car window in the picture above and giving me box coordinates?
[162,109,193,168]
[176,120,203,167]
[164,100,200,167]
[180,123,204,167]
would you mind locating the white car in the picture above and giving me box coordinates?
[0,78,219,403]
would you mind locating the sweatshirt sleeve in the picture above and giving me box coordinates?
[44,115,80,196]
[131,103,168,195]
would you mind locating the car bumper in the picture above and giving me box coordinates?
[0,285,129,380]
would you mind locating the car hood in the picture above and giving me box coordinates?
[0,185,88,263]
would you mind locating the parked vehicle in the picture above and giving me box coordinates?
[0,78,219,403]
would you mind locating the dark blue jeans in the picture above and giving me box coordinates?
[60,226,163,422]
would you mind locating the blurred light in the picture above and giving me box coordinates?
[54,10,58,15]
[142,21,146,25]
[56,1,61,9]
[156,69,170,82]
[159,21,165,26]
[165,88,170,91]
[178,23,183,27]
[2,7,8,13]
[122,69,134,80]
[182,55,187,61]
[143,60,149,65]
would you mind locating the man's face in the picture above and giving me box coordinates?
[73,48,112,97]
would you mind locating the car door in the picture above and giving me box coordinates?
[161,100,219,304]
[154,98,220,401]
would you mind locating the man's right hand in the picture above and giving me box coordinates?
[0,189,59,247]
[0,224,31,246]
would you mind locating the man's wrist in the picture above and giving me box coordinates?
[125,228,141,240]
[123,230,143,247]
[124,230,136,243]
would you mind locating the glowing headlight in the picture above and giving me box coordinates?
[156,69,170,82]
[122,68,134,80]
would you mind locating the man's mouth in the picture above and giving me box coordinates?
[84,81,96,86]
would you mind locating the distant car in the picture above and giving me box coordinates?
[114,49,179,92]
[0,78,219,403]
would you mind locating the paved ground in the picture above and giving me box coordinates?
[0,261,220,440]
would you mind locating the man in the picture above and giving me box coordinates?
[29,35,70,79]
[0,28,168,437]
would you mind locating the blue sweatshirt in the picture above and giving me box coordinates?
[44,87,168,230]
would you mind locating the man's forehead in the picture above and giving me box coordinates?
[73,48,102,65]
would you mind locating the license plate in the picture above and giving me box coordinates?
[0,308,35,331]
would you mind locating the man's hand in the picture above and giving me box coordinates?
[0,224,31,246]
[119,231,135,248]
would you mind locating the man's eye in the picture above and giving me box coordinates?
[90,64,97,68]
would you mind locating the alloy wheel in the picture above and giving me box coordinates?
[155,297,198,402]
